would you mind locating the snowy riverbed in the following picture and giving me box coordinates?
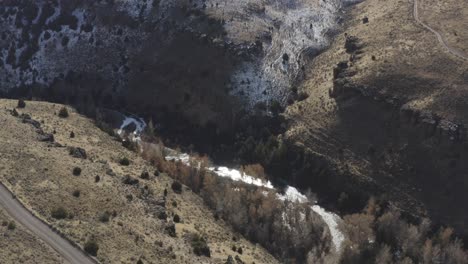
[118,115,345,252]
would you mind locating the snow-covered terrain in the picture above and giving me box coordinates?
[118,116,147,140]
[1,0,359,112]
[118,115,345,251]
[163,144,345,252]
[227,0,344,107]
[312,205,344,252]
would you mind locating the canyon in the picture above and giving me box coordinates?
[1,0,468,263]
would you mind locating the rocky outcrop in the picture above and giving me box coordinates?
[68,147,87,159]
[331,50,466,145]
[327,47,468,235]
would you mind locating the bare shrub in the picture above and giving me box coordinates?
[51,207,68,219]
[191,234,211,257]
[7,221,16,230]
[173,214,180,223]
[375,244,392,264]
[171,181,182,194]
[140,171,150,180]
[119,157,130,166]
[58,107,69,118]
[84,239,99,256]
[17,99,26,108]
[99,211,111,223]
[343,213,375,250]
[141,141,165,164]
[72,167,82,176]
[241,164,266,180]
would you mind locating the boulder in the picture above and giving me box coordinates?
[38,133,54,142]
[69,147,87,159]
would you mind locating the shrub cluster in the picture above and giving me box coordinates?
[51,207,68,219]
[72,190,81,197]
[140,171,150,180]
[84,239,99,256]
[173,214,180,223]
[58,107,69,118]
[72,167,82,176]
[7,221,16,230]
[171,181,182,194]
[17,99,26,108]
[191,234,211,257]
[99,211,111,223]
[120,157,130,166]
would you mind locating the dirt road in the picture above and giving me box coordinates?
[413,0,467,60]
[0,183,96,264]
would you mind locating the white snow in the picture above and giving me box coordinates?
[117,113,345,255]
[276,186,344,252]
[161,148,345,252]
[208,166,275,189]
[223,0,347,107]
[312,205,344,252]
[277,186,308,203]
[164,152,275,188]
[165,153,191,164]
[117,116,147,141]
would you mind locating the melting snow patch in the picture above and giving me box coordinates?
[165,153,191,165]
[161,148,345,252]
[117,115,147,142]
[277,186,308,203]
[208,166,274,189]
[312,205,344,252]
[118,113,345,253]
[118,116,147,135]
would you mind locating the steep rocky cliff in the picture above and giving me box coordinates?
[0,0,357,129]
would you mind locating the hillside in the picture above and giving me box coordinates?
[0,0,354,130]
[1,0,468,263]
[0,208,63,263]
[286,0,468,236]
[0,99,277,264]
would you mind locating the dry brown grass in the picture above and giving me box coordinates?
[419,0,468,54]
[286,0,468,151]
[0,99,277,264]
[241,164,266,180]
[282,0,468,240]
[0,209,63,263]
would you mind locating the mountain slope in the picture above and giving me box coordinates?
[0,99,277,264]
[0,208,63,263]
[286,0,468,236]
[0,183,94,264]
[0,0,357,130]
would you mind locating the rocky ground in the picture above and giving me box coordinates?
[0,99,277,264]
[0,0,357,128]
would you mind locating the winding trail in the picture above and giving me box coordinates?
[0,183,96,264]
[413,0,467,60]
